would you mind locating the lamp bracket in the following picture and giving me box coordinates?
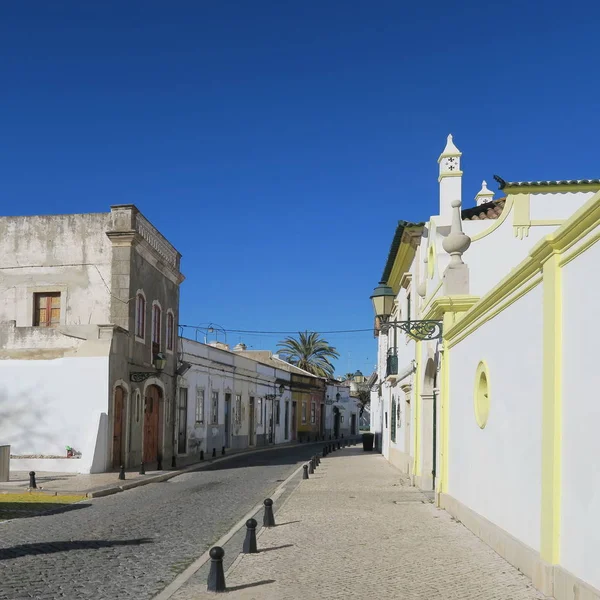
[130,371,156,383]
[381,319,443,341]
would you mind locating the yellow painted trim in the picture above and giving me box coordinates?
[473,360,491,429]
[423,295,480,322]
[420,279,443,314]
[469,197,515,242]
[540,253,562,564]
[530,219,565,226]
[427,245,435,279]
[439,312,452,495]
[438,171,463,182]
[413,340,422,476]
[447,277,541,348]
[437,152,462,163]
[388,234,419,294]
[559,230,600,268]
[505,184,600,194]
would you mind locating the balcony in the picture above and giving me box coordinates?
[386,348,398,377]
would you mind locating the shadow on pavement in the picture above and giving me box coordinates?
[259,544,293,553]
[226,579,275,592]
[0,538,154,560]
[275,520,301,527]
[0,502,90,521]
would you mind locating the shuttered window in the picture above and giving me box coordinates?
[34,292,61,327]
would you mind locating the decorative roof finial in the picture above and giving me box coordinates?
[475,180,495,206]
[442,199,471,268]
[439,134,462,159]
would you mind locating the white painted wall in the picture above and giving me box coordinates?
[0,356,110,473]
[560,237,600,591]
[529,191,593,221]
[448,284,543,551]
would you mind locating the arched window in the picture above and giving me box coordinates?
[152,304,161,353]
[135,293,146,338]
[166,311,174,351]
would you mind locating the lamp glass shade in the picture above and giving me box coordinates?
[279,384,285,395]
[154,352,167,371]
[370,282,395,319]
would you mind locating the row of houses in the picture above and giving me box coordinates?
[0,204,360,476]
[368,135,600,600]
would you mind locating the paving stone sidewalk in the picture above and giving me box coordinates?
[172,448,550,600]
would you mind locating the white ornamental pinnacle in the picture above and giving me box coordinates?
[475,180,495,206]
[438,134,462,176]
[442,199,471,268]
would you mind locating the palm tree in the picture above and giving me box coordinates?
[277,331,340,378]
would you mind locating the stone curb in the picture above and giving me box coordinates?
[86,439,330,499]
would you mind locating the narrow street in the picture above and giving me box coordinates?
[0,445,319,600]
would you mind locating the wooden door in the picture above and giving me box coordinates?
[178,388,188,454]
[224,394,231,448]
[291,402,297,441]
[143,385,161,464]
[112,386,125,469]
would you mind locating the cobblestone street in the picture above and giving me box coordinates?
[174,448,551,600]
[0,445,320,600]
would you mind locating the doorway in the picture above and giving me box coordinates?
[291,401,297,441]
[112,386,125,469]
[351,413,357,435]
[178,388,188,454]
[334,407,341,439]
[224,393,231,448]
[249,397,255,446]
[284,401,289,440]
[143,385,163,464]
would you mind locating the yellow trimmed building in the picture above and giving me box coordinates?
[369,135,600,600]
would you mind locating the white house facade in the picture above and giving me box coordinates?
[370,135,600,599]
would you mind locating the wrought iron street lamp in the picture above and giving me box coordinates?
[370,282,443,342]
[130,352,168,383]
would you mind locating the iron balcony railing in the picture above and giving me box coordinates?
[386,348,398,377]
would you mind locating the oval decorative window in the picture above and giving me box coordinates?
[473,361,490,429]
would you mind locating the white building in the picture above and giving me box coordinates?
[0,205,184,473]
[325,381,359,439]
[370,135,600,600]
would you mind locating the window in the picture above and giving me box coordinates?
[302,401,307,423]
[310,402,316,424]
[211,391,219,424]
[178,388,188,454]
[152,304,161,353]
[257,398,263,424]
[275,400,280,425]
[406,292,411,322]
[135,293,146,338]
[474,361,491,429]
[235,394,242,425]
[34,292,60,327]
[166,311,174,351]
[391,396,397,442]
[195,388,205,423]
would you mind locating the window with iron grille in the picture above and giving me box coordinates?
[34,292,60,327]
[310,402,316,424]
[211,390,219,424]
[235,394,242,425]
[195,388,205,423]
[275,400,280,425]
[391,396,397,442]
[166,311,174,351]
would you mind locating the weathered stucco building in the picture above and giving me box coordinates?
[0,204,184,473]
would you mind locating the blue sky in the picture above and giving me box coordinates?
[1,2,598,375]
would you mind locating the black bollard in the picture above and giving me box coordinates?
[171,455,177,469]
[119,465,125,480]
[29,471,37,489]
[243,518,258,553]
[222,446,225,456]
[308,460,314,475]
[200,450,204,461]
[263,498,276,527]
[212,448,216,458]
[303,464,309,479]
[207,546,226,593]
[139,462,145,475]
[316,455,320,466]
[157,455,163,470]
[311,456,316,470]
[323,447,327,458]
